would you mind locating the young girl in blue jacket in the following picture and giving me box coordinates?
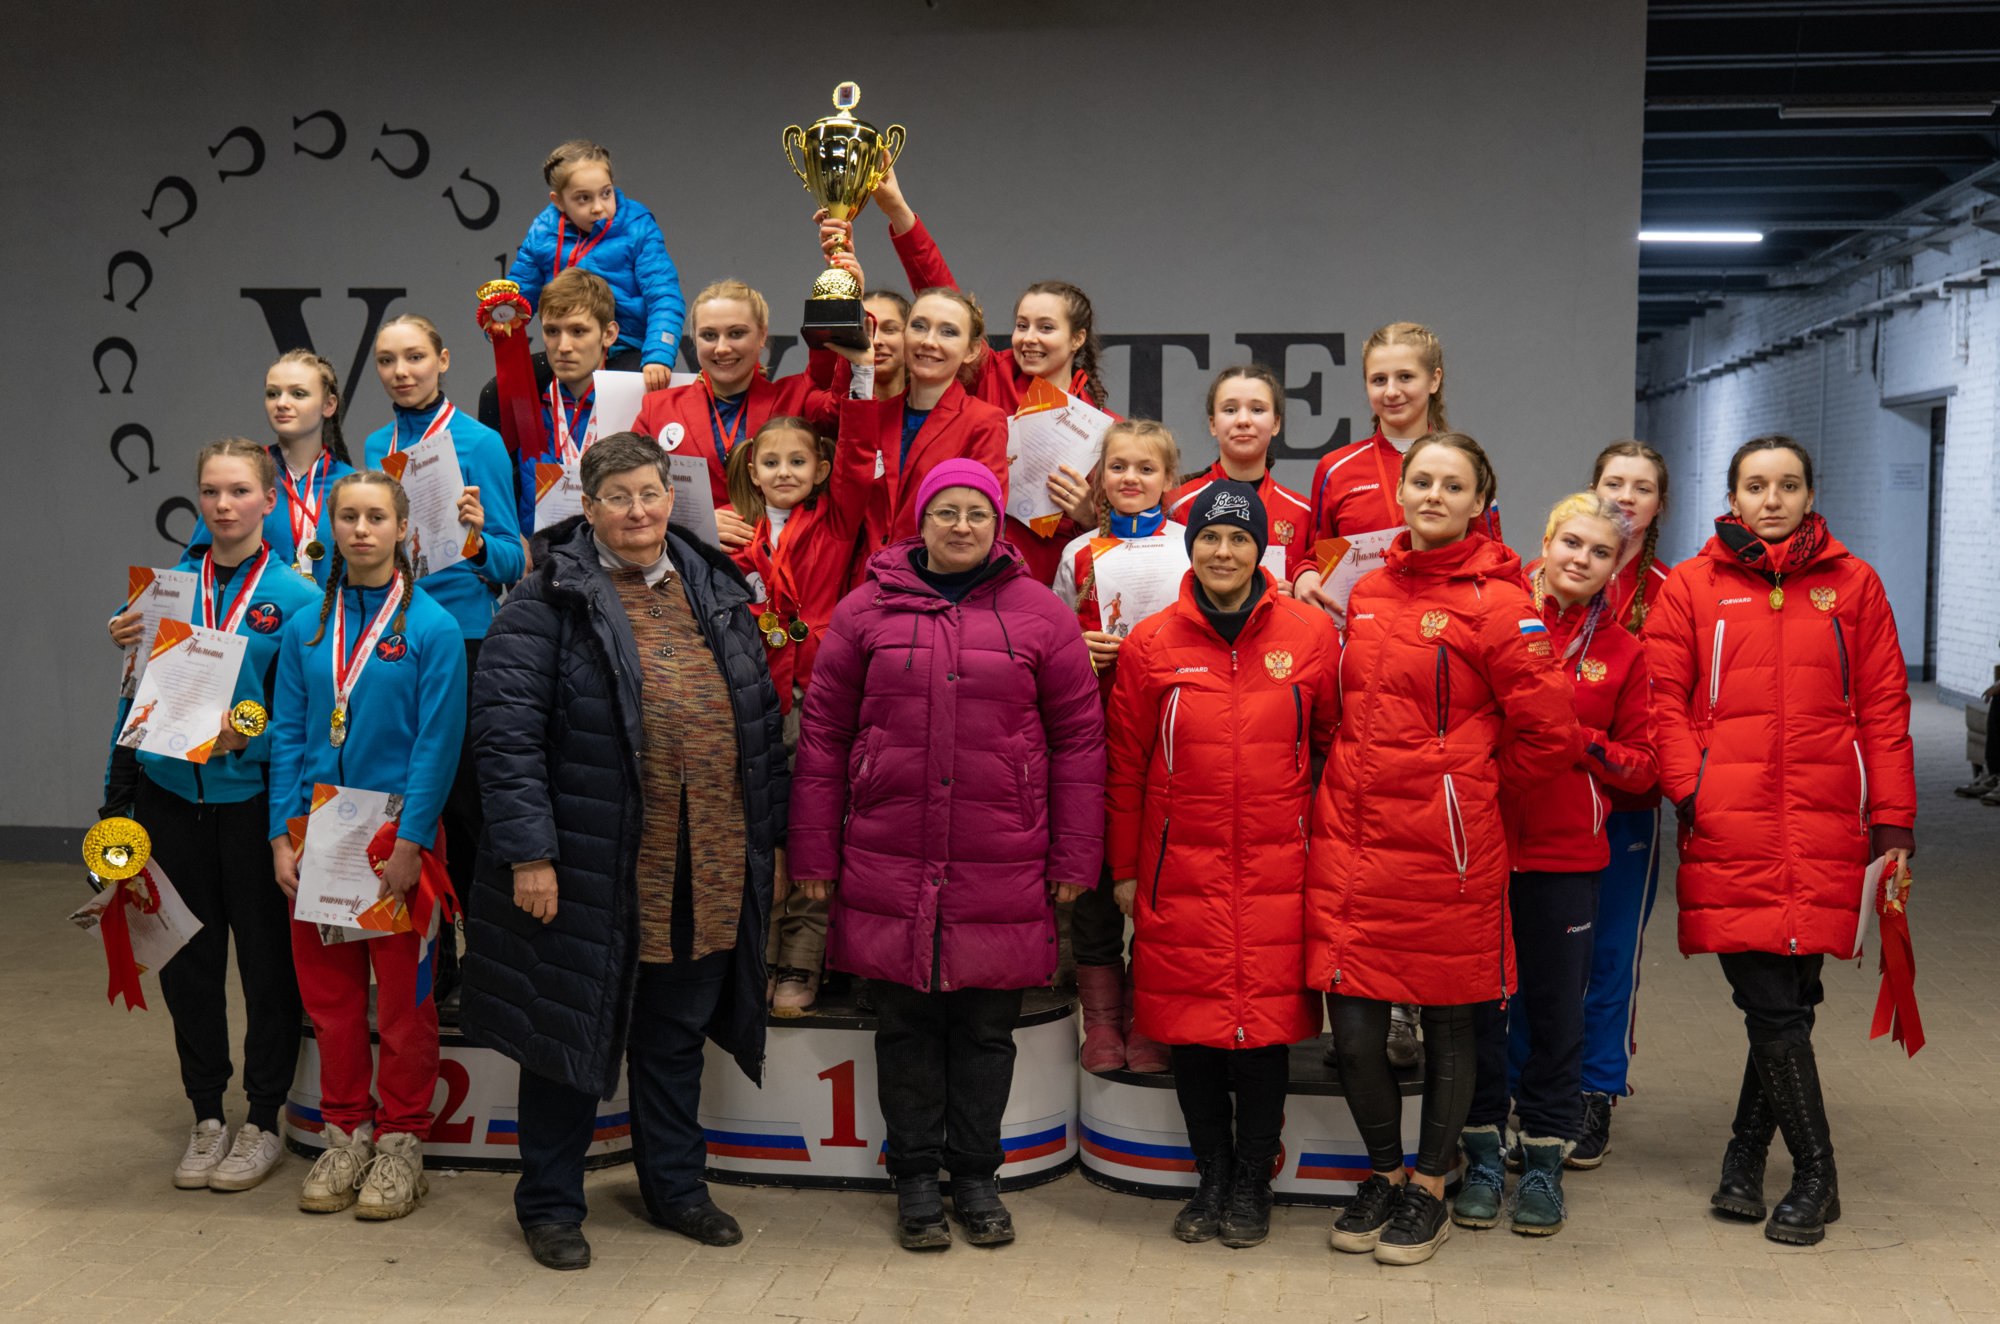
[269,470,466,1222]
[113,439,323,1194]
[508,139,685,392]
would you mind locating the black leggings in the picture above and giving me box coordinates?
[1170,1043,1289,1164]
[1330,994,1475,1179]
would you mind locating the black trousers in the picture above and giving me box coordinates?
[1071,868,1127,967]
[133,776,302,1130]
[1170,1043,1288,1164]
[1330,995,1475,1178]
[1470,870,1599,1140]
[872,980,1025,1180]
[1718,950,1825,1046]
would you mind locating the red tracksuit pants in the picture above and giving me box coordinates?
[289,918,438,1139]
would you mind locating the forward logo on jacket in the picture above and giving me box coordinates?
[1579,657,1607,683]
[1264,650,1294,681]
[1419,610,1449,639]
[1811,586,1837,612]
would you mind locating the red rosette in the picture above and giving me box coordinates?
[474,280,550,461]
[476,279,534,342]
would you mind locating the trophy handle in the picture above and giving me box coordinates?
[781,126,809,188]
[881,124,907,172]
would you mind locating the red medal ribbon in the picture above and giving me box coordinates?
[703,375,753,469]
[330,575,406,724]
[98,869,163,1011]
[552,215,611,279]
[281,451,328,556]
[387,400,455,456]
[548,381,598,464]
[200,546,271,634]
[1869,865,1924,1056]
[1368,438,1405,531]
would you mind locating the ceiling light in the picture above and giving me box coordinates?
[1780,102,1997,120]
[1639,230,1764,243]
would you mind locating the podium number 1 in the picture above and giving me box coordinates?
[816,1059,866,1148]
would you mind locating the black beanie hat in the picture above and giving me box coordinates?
[1183,479,1269,563]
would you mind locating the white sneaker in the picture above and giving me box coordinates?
[355,1131,428,1221]
[174,1119,229,1189]
[209,1122,283,1191]
[299,1122,373,1213]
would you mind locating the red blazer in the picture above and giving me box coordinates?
[1305,532,1583,1005]
[1107,574,1338,1049]
[1499,593,1656,873]
[1646,527,1914,958]
[633,365,841,508]
[1166,463,1313,580]
[841,382,1010,584]
[730,427,877,714]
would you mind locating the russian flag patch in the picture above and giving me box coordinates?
[1518,619,1548,635]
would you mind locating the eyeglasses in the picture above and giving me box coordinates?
[924,507,995,529]
[589,488,670,513]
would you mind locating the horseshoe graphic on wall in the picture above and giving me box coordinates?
[370,124,430,179]
[111,423,160,484]
[292,110,346,160]
[208,126,266,182]
[104,251,153,311]
[93,338,138,394]
[156,497,198,547]
[143,176,197,237]
[444,167,500,230]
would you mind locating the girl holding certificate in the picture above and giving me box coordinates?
[269,470,468,1222]
[1308,433,1581,1267]
[1166,365,1315,587]
[119,439,322,1193]
[1052,419,1186,1075]
[1645,434,1914,1245]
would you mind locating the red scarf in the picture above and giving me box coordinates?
[1713,511,1829,582]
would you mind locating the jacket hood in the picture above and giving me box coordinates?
[1383,530,1522,583]
[864,535,1028,611]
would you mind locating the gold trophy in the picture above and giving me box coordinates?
[782,82,905,350]
[230,700,268,738]
[83,816,152,883]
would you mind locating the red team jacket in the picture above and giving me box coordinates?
[1166,463,1313,580]
[634,365,841,508]
[839,383,1010,578]
[1305,430,1504,584]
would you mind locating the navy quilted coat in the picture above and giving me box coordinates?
[461,515,787,1097]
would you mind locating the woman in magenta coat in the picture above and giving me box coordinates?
[790,459,1105,1252]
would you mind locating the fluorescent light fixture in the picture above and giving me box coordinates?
[1780,102,1996,120]
[1639,230,1764,244]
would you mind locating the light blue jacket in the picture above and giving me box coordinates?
[508,191,685,369]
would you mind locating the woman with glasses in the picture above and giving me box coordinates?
[791,459,1105,1252]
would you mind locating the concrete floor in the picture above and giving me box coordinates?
[2,688,1995,1322]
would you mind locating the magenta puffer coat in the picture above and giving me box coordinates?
[790,538,1106,992]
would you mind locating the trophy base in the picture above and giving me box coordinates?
[801,297,870,351]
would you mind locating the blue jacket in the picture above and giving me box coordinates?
[361,399,525,640]
[267,580,467,849]
[185,447,354,587]
[461,517,786,1097]
[509,191,685,369]
[117,544,324,806]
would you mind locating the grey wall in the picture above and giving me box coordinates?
[2,0,1646,839]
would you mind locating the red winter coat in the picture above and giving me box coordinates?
[1305,429,1504,551]
[1498,592,1656,873]
[1646,524,1915,958]
[1108,574,1338,1049]
[1166,463,1314,581]
[840,383,1010,583]
[789,538,1106,991]
[634,365,841,508]
[729,425,877,714]
[1305,533,1584,1004]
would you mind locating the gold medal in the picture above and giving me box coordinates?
[766,627,790,649]
[330,705,347,747]
[302,539,325,562]
[1769,587,1784,610]
[758,610,781,633]
[787,618,810,643]
[230,699,268,738]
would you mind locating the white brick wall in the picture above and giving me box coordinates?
[1636,230,2000,703]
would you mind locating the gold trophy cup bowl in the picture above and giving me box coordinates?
[783,81,905,349]
[83,816,152,883]
[230,699,269,739]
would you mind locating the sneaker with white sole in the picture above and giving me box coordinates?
[355,1131,428,1220]
[299,1122,373,1213]
[209,1122,282,1191]
[174,1119,229,1189]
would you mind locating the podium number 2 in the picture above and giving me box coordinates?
[430,1058,475,1145]
[816,1060,866,1148]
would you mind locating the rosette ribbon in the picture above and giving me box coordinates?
[1869,863,1924,1057]
[476,280,551,464]
[99,870,163,1011]
[361,820,459,1006]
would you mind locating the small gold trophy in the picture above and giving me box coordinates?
[782,82,905,349]
[83,816,152,883]
[230,700,268,738]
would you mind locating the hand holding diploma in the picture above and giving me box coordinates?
[455,485,486,559]
[377,837,423,904]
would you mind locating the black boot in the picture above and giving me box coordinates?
[1711,1052,1775,1221]
[894,1175,951,1250]
[1218,1156,1274,1249]
[948,1175,1015,1246]
[1173,1149,1233,1243]
[1750,1039,1841,1245]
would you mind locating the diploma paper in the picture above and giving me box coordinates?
[590,369,649,435]
[534,460,585,531]
[1261,543,1289,582]
[116,620,248,763]
[1008,379,1114,537]
[667,454,723,550]
[1321,525,1401,624]
[119,566,198,698]
[1850,852,1893,961]
[381,433,474,580]
[68,861,203,974]
[293,784,406,930]
[1089,537,1190,638]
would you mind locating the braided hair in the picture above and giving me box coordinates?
[307,472,413,644]
[1589,440,1670,634]
[1018,281,1104,408]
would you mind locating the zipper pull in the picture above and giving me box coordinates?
[1235,1026,1245,1043]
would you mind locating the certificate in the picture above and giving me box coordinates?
[590,369,648,436]
[1260,543,1289,582]
[116,620,247,763]
[292,783,409,931]
[534,460,585,531]
[380,432,476,580]
[667,454,722,550]
[1317,525,1401,625]
[68,859,203,975]
[1008,378,1114,537]
[1089,537,1190,638]
[118,565,197,698]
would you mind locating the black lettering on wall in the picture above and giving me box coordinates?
[239,287,407,420]
[93,338,137,394]
[104,251,153,311]
[445,168,500,230]
[208,126,265,182]
[1102,334,1210,420]
[111,424,159,484]
[292,110,346,159]
[143,176,197,237]
[1234,333,1350,459]
[370,125,430,179]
